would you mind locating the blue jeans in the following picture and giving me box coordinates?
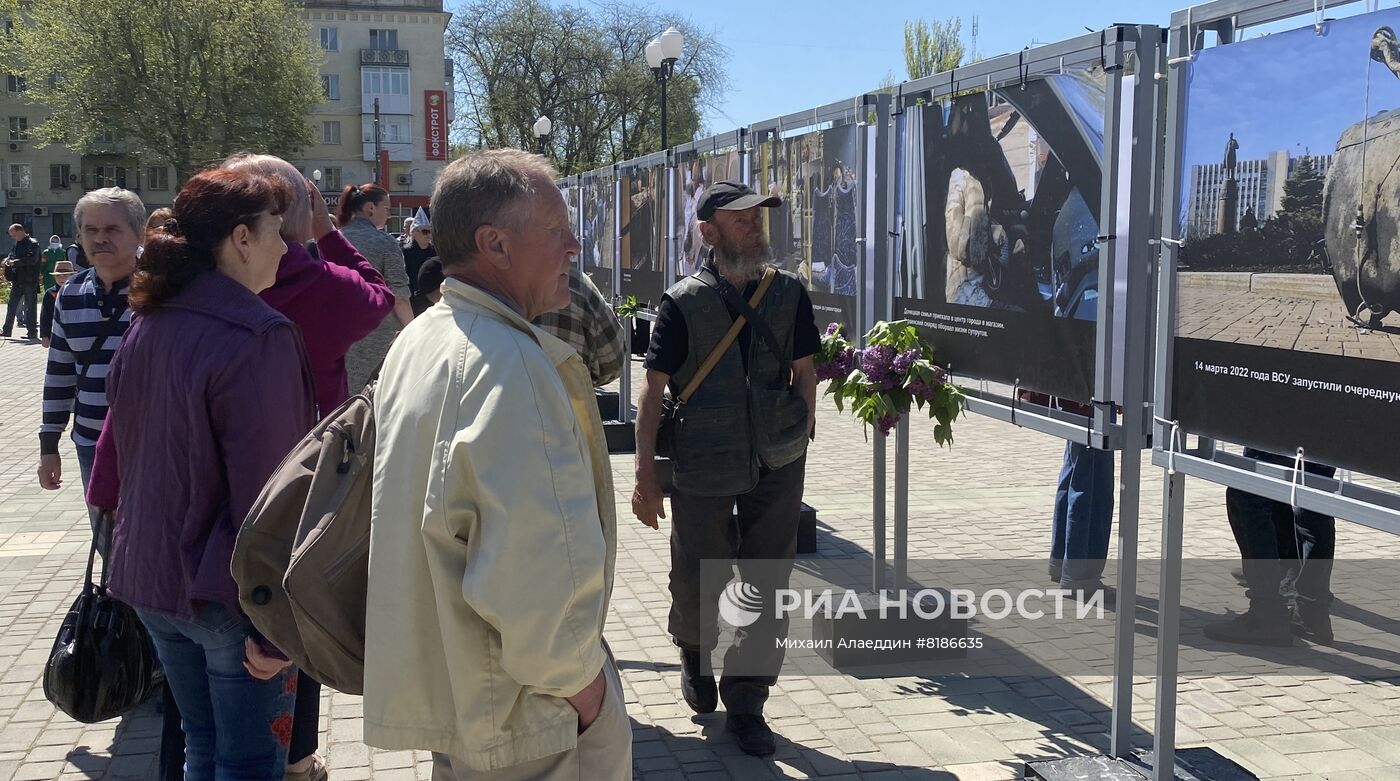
[136,605,296,781]
[1049,442,1115,584]
[74,443,106,555]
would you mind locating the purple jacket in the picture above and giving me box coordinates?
[98,271,316,621]
[259,230,393,417]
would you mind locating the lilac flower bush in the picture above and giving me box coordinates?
[813,321,964,444]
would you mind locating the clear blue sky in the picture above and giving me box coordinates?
[1182,6,1400,169]
[659,0,1190,134]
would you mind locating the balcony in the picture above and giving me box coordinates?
[361,48,409,66]
[361,91,411,115]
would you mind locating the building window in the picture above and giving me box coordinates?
[362,115,411,144]
[322,74,340,100]
[9,163,32,190]
[94,130,114,144]
[322,120,341,145]
[319,27,338,51]
[8,116,28,141]
[361,67,409,97]
[52,212,73,238]
[93,165,127,188]
[322,166,342,191]
[146,166,169,191]
[49,164,70,190]
[6,74,24,93]
[369,29,398,50]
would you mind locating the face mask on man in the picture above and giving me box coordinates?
[49,241,61,250]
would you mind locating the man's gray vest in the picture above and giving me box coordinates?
[667,265,810,496]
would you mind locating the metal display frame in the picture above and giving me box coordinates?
[1150,2,1400,778]
[889,26,1165,760]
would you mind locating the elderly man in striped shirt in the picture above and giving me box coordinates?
[37,187,144,551]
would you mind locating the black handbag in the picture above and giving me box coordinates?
[656,267,776,457]
[43,513,164,723]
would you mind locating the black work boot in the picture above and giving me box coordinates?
[679,646,717,714]
[726,713,776,756]
[1203,605,1293,646]
[1292,600,1334,645]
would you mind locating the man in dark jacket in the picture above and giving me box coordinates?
[632,182,819,757]
[3,223,41,339]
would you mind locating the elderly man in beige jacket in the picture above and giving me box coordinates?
[363,149,628,780]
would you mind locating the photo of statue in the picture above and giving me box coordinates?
[1176,7,1400,358]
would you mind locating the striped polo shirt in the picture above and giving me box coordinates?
[39,268,132,455]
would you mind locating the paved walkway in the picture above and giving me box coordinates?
[1177,279,1400,362]
[2,336,1399,780]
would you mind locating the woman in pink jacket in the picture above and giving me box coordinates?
[227,154,396,418]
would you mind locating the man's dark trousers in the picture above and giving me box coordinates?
[668,454,806,716]
[1227,448,1336,618]
[4,279,37,337]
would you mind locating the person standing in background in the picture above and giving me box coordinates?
[337,183,413,391]
[39,260,76,348]
[3,223,41,339]
[401,210,436,297]
[42,234,66,291]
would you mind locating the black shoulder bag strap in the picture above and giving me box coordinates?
[73,279,128,381]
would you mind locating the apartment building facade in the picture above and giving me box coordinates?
[0,0,452,240]
[300,0,454,221]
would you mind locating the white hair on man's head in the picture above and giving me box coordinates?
[75,188,146,237]
[222,153,312,242]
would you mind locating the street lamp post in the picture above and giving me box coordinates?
[532,115,552,156]
[645,27,684,151]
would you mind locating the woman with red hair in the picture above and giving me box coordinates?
[88,167,316,781]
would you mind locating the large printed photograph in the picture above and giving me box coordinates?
[580,174,615,302]
[895,68,1107,401]
[756,125,861,296]
[1172,8,1400,480]
[619,164,668,306]
[677,149,742,277]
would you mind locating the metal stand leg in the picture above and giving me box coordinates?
[873,429,887,594]
[1111,441,1143,757]
[894,416,910,592]
[619,319,633,423]
[1153,469,1187,781]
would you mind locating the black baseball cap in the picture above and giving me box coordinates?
[697,181,782,221]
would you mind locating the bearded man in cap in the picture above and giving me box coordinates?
[632,180,819,756]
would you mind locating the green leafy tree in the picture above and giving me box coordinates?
[0,0,323,182]
[449,0,730,175]
[903,17,966,81]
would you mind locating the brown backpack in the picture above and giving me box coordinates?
[231,390,375,695]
